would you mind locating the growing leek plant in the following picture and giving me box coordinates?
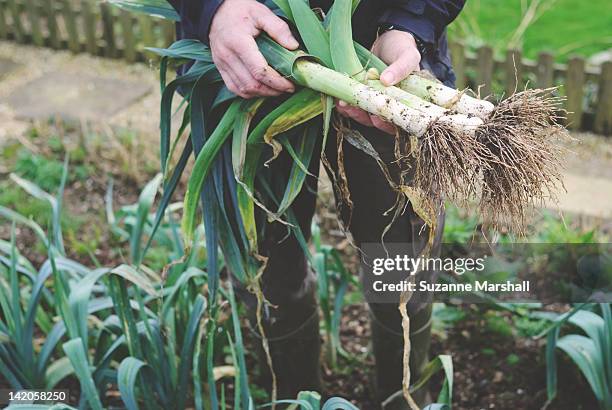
[1,169,457,409]
[0,226,69,391]
[1,170,230,410]
[311,222,359,367]
[545,304,612,410]
[0,164,73,392]
[109,0,566,407]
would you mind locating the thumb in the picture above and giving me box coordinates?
[380,54,418,86]
[253,9,299,50]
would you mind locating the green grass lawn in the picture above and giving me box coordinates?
[448,0,612,61]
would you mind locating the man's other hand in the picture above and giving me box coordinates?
[336,30,421,135]
[209,0,299,98]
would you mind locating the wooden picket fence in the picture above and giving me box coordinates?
[0,0,175,61]
[449,43,612,135]
[0,0,610,135]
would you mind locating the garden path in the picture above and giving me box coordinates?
[0,41,610,220]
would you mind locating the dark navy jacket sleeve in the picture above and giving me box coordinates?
[379,0,465,45]
[167,0,224,44]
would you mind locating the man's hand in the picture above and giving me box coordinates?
[209,0,299,98]
[336,30,422,135]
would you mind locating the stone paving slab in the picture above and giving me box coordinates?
[3,71,151,121]
[0,57,20,79]
[547,172,612,219]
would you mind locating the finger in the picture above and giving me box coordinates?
[337,101,375,127]
[216,59,247,98]
[253,6,299,50]
[380,51,420,86]
[236,37,295,93]
[231,59,283,97]
[213,47,251,97]
[370,114,396,135]
[336,101,372,123]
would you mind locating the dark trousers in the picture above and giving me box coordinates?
[243,120,445,402]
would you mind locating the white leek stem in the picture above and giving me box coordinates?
[399,75,496,120]
[294,60,433,136]
[293,60,483,137]
[368,80,447,117]
[367,80,483,136]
